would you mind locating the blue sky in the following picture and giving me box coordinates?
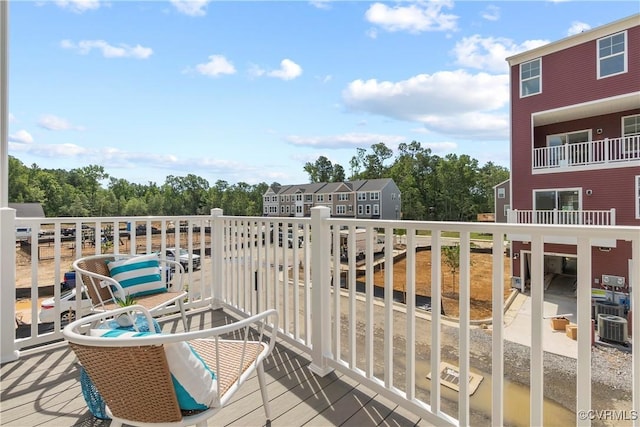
[7,0,639,186]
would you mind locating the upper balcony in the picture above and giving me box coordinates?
[532,135,640,173]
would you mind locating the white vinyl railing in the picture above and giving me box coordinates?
[1,206,638,426]
[508,208,616,225]
[533,135,640,171]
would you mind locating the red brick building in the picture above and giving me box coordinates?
[506,14,639,297]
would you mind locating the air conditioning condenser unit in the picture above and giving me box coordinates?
[597,314,628,344]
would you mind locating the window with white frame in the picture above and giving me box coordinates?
[357,192,366,201]
[365,205,371,215]
[370,191,380,200]
[281,205,285,213]
[348,205,353,212]
[636,176,640,219]
[358,205,363,215]
[504,204,510,217]
[338,193,349,201]
[328,194,332,201]
[317,194,324,202]
[498,188,506,199]
[598,31,627,79]
[296,205,302,214]
[520,58,541,97]
[623,114,640,153]
[336,205,346,215]
[305,194,313,202]
[534,188,581,224]
[373,204,379,216]
[296,194,302,201]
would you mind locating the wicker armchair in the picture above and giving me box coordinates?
[73,254,189,330]
[63,305,279,427]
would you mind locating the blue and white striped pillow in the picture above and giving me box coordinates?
[107,254,167,297]
[90,328,219,410]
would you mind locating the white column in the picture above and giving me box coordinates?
[1,207,19,362]
[308,206,333,376]
[210,208,223,309]
[1,0,9,207]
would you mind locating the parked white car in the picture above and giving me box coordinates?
[164,247,201,271]
[38,287,93,324]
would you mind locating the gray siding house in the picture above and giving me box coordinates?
[262,179,401,220]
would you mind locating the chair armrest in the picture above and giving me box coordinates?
[64,306,278,352]
[158,258,186,292]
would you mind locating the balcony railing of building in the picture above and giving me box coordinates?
[533,135,640,172]
[508,208,616,226]
[1,207,638,426]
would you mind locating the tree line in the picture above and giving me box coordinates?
[8,140,508,221]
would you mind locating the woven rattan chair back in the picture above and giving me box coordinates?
[69,342,182,423]
[76,256,115,305]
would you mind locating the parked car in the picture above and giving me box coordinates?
[60,271,76,291]
[38,287,93,324]
[164,247,201,271]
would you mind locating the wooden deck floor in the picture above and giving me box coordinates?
[1,308,431,427]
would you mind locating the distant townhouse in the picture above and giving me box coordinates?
[262,178,401,220]
[505,14,639,295]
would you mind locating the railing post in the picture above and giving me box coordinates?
[610,208,616,226]
[1,207,19,362]
[309,206,333,376]
[210,208,224,310]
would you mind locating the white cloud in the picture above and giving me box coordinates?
[423,141,458,152]
[285,132,406,149]
[342,70,510,139]
[53,0,102,14]
[452,35,549,73]
[38,115,84,131]
[365,1,458,34]
[60,39,153,59]
[9,130,34,144]
[309,0,332,10]
[567,21,591,36]
[195,55,237,77]
[170,0,210,17]
[481,5,500,21]
[267,59,303,81]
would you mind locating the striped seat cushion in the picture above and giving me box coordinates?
[90,328,219,411]
[107,254,167,298]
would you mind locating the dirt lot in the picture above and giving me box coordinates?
[371,247,512,320]
[16,236,511,322]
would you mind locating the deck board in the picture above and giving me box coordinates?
[1,309,430,427]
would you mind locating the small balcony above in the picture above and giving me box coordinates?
[507,208,616,246]
[532,135,640,173]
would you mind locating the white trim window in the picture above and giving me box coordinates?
[497,188,506,199]
[636,176,640,220]
[504,204,510,217]
[317,194,324,202]
[520,58,541,97]
[533,188,581,224]
[623,114,640,154]
[357,205,363,215]
[373,204,379,216]
[336,205,346,215]
[370,191,380,200]
[338,193,349,201]
[598,31,627,79]
[357,192,367,201]
[365,204,371,215]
